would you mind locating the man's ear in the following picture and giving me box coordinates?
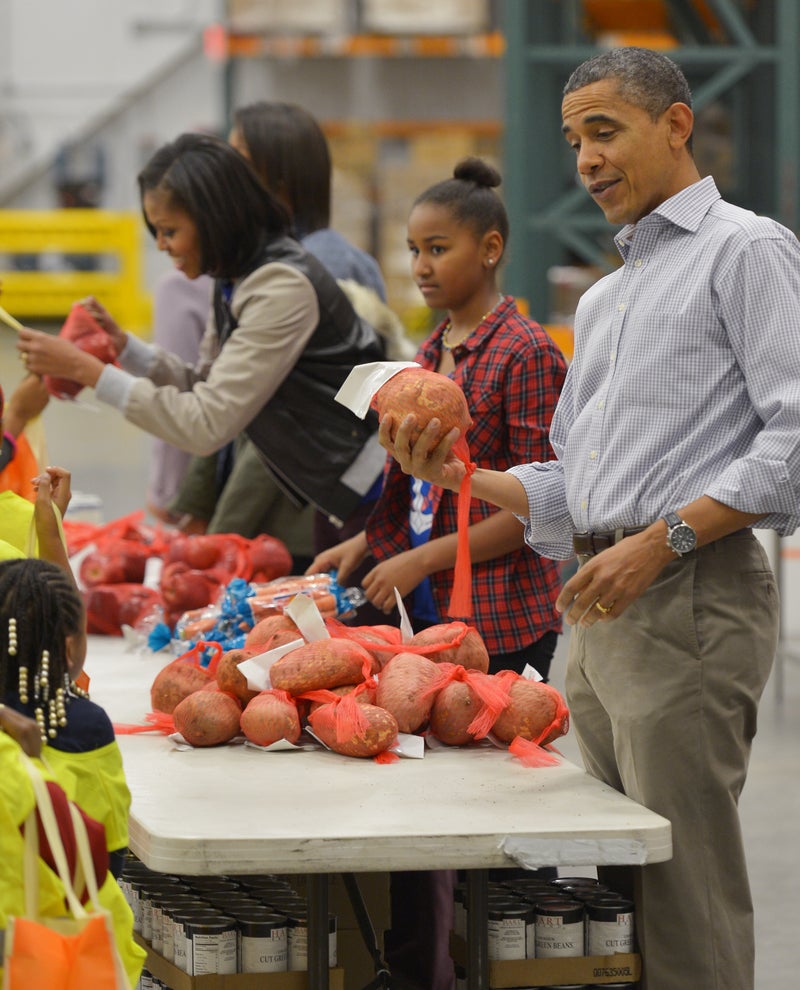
[667,102,694,150]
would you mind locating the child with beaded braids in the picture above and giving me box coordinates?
[0,557,131,877]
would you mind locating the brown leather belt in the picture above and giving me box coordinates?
[572,526,647,558]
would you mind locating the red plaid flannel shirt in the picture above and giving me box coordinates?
[366,297,567,654]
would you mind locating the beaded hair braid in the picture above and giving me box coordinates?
[0,558,86,744]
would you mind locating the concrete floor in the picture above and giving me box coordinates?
[2,329,797,988]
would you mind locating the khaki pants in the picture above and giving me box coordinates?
[566,530,777,990]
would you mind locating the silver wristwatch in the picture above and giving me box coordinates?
[662,511,697,556]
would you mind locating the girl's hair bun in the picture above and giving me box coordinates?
[453,157,501,190]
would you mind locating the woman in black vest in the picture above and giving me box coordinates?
[17,133,387,545]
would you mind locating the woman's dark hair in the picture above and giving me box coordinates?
[137,132,291,278]
[0,558,84,699]
[412,157,509,255]
[231,101,331,238]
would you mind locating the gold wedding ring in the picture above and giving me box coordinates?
[594,600,614,615]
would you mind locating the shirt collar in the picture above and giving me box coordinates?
[426,295,511,360]
[614,175,721,259]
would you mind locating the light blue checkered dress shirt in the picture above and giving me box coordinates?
[510,176,800,560]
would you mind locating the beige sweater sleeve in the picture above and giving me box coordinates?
[123,262,319,455]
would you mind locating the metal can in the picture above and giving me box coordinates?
[585,896,635,956]
[239,910,289,973]
[136,878,189,943]
[154,894,204,962]
[287,911,338,971]
[487,897,534,961]
[534,899,585,958]
[183,912,238,975]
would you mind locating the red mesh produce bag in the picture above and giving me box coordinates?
[83,583,163,636]
[79,538,151,587]
[305,687,398,761]
[44,303,118,400]
[371,367,476,617]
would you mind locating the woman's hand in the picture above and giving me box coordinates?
[379,413,466,492]
[17,327,105,388]
[307,531,369,584]
[78,295,128,356]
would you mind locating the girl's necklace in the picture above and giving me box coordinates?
[441,293,504,351]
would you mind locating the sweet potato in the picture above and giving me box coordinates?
[150,656,213,714]
[430,679,481,745]
[308,702,398,758]
[172,690,242,747]
[491,679,569,746]
[307,683,377,716]
[244,613,300,651]
[375,652,440,733]
[269,638,374,695]
[216,647,261,705]
[240,690,301,746]
[409,622,489,673]
[371,367,472,446]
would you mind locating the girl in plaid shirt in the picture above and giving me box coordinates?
[311,157,567,677]
[311,158,568,990]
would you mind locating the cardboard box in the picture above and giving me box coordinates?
[361,0,489,34]
[227,0,350,34]
[136,935,345,989]
[450,933,641,987]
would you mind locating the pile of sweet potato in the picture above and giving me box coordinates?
[145,617,569,763]
[69,512,293,634]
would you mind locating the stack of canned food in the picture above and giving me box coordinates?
[119,857,337,987]
[454,874,637,990]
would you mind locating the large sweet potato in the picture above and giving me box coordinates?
[491,679,569,746]
[308,702,398,758]
[409,623,489,673]
[375,652,440,733]
[240,690,301,747]
[172,690,242,747]
[151,656,213,714]
[269,638,374,695]
[430,679,482,746]
[372,367,472,446]
[244,613,300,651]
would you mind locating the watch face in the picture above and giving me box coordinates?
[670,524,697,554]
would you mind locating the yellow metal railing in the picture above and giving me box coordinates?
[0,209,152,333]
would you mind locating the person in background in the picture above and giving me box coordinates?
[0,373,50,498]
[312,157,567,990]
[17,133,387,552]
[1,383,73,569]
[381,48,800,990]
[170,103,413,584]
[146,268,212,524]
[0,557,131,879]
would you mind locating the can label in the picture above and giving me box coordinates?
[288,923,337,970]
[241,928,288,973]
[190,930,237,975]
[588,912,634,955]
[487,916,527,961]
[535,916,584,958]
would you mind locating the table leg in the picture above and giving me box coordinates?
[307,872,330,990]
[466,869,489,990]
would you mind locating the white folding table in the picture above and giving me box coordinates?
[88,635,671,989]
